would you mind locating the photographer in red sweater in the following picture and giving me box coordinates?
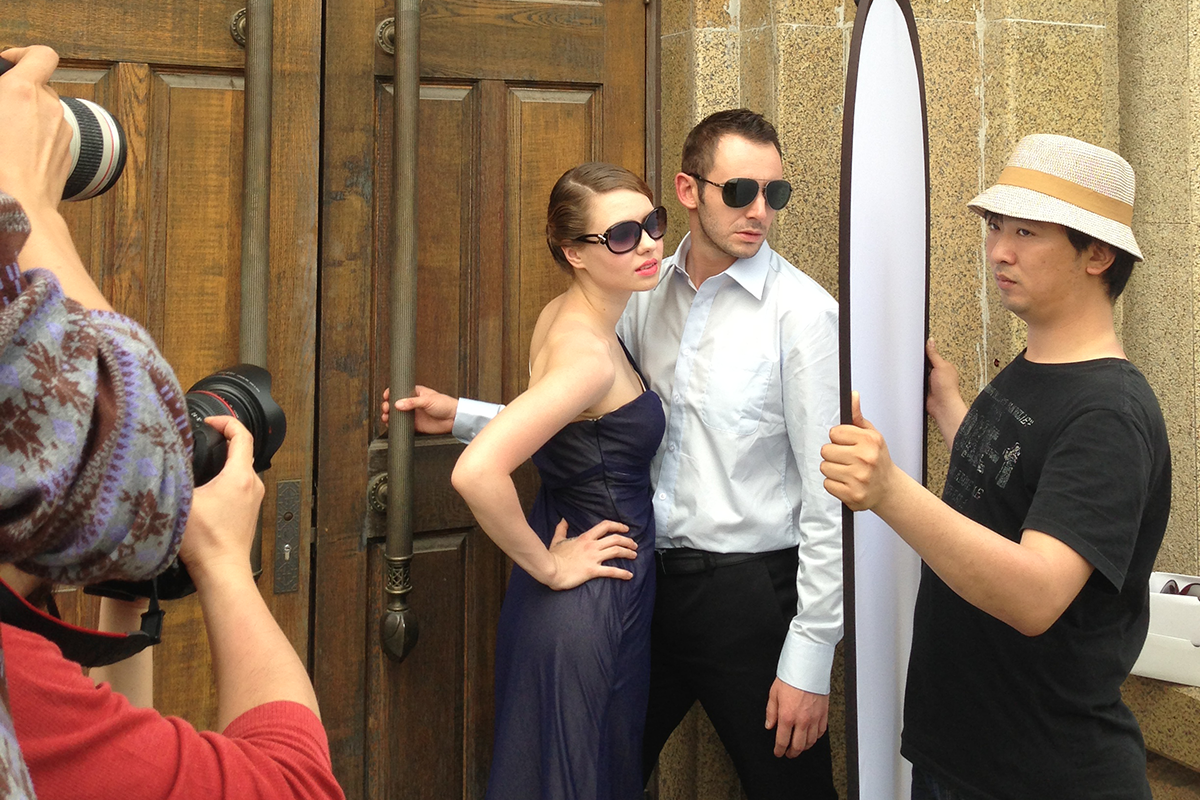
[0,45,343,800]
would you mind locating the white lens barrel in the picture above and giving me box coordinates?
[59,97,127,201]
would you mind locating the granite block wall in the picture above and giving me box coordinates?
[654,0,1200,796]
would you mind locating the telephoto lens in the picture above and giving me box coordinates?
[0,56,128,201]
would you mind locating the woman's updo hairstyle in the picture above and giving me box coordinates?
[546,162,654,274]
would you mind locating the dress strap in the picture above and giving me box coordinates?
[616,335,647,392]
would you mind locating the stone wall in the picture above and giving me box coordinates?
[653,0,1200,796]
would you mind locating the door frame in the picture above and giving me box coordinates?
[311,3,662,797]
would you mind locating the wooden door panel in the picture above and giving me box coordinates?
[137,70,246,725]
[507,86,596,389]
[371,81,481,430]
[111,62,164,341]
[158,74,246,381]
[53,65,248,730]
[319,2,646,796]
[368,535,469,800]
[372,1,607,82]
[49,68,119,314]
[57,68,247,366]
[11,3,244,68]
[373,80,600,416]
[413,86,475,395]
[3,0,322,736]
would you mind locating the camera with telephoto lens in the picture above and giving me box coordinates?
[87,364,287,601]
[0,55,128,201]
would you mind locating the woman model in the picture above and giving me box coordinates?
[453,163,666,799]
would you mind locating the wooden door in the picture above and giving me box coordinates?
[0,1,323,729]
[316,2,651,798]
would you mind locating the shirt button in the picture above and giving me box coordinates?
[673,395,681,403]
[659,493,666,500]
[668,444,676,452]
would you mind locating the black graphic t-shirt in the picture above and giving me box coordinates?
[901,354,1171,800]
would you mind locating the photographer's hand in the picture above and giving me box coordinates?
[178,416,265,579]
[0,45,110,310]
[179,416,321,731]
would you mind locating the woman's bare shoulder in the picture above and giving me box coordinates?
[531,315,613,397]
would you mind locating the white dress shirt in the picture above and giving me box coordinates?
[617,233,842,695]
[452,233,843,695]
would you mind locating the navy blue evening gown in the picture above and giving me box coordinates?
[485,364,664,800]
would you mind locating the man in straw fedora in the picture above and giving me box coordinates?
[821,133,1171,799]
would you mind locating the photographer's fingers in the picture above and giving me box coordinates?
[0,46,68,198]
[0,46,60,85]
[199,416,263,518]
[204,415,256,467]
[183,418,263,579]
[0,45,94,306]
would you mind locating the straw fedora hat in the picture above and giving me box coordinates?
[968,133,1142,261]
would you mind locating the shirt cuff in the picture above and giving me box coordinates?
[776,633,836,695]
[451,398,503,443]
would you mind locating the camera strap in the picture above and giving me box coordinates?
[0,577,163,668]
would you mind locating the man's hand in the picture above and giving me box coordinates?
[820,392,897,511]
[765,679,829,757]
[925,338,968,446]
[178,416,264,585]
[381,385,457,433]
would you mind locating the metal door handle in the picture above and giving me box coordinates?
[231,2,274,583]
[380,0,421,664]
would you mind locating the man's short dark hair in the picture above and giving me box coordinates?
[681,109,782,178]
[1064,227,1136,301]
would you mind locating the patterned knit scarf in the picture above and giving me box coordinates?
[0,190,193,797]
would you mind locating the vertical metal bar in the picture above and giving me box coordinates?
[240,0,273,578]
[645,0,661,199]
[380,0,420,663]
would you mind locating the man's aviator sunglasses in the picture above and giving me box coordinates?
[574,206,668,255]
[689,174,793,211]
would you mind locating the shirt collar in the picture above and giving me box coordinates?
[666,232,773,301]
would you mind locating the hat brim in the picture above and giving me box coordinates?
[968,184,1143,261]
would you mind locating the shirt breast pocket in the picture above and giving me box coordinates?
[701,355,774,436]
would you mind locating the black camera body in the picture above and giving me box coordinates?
[87,364,286,601]
[187,364,287,485]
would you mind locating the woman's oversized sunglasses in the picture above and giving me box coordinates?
[689,174,793,211]
[574,206,667,255]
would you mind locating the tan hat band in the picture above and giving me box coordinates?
[996,166,1133,226]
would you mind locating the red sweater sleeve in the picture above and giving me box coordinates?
[4,624,345,800]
